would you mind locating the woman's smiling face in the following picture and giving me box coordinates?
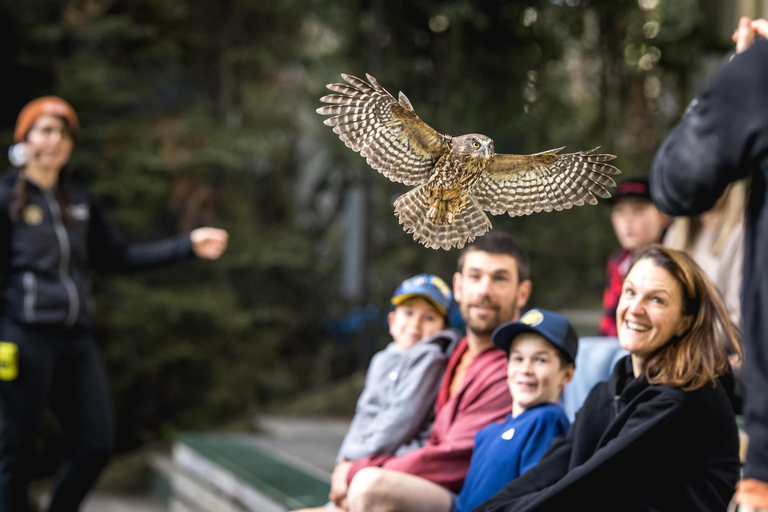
[25,115,74,172]
[617,258,693,374]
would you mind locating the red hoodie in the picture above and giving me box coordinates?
[347,337,512,491]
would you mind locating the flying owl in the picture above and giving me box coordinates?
[317,73,621,250]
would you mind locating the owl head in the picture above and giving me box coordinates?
[455,134,494,162]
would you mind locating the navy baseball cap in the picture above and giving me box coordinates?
[391,274,452,317]
[608,178,652,204]
[492,309,579,365]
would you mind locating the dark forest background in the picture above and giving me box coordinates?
[0,0,739,475]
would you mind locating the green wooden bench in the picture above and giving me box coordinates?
[151,433,331,511]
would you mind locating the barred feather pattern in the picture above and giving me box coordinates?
[317,74,450,186]
[317,74,622,250]
[394,184,492,250]
[473,148,621,217]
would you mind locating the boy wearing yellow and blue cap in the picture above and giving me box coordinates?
[334,274,460,479]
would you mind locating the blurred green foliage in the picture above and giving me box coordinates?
[0,0,735,467]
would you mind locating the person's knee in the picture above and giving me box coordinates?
[348,468,394,512]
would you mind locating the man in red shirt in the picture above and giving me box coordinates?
[327,232,533,511]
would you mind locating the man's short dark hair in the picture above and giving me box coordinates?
[456,232,530,282]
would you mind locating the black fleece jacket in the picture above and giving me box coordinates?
[650,40,768,484]
[0,169,193,328]
[473,356,740,512]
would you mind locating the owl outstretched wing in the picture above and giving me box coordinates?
[317,74,451,186]
[472,147,620,216]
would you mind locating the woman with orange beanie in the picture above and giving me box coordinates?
[0,97,228,511]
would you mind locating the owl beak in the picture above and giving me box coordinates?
[483,145,491,158]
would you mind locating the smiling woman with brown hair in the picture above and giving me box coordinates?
[474,245,741,512]
[620,246,739,391]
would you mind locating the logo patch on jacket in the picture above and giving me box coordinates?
[22,204,44,226]
[501,427,515,440]
[67,204,90,221]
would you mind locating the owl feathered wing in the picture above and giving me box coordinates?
[317,74,451,186]
[394,184,491,250]
[473,147,620,216]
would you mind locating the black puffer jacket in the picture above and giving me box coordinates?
[473,356,740,512]
[0,169,193,327]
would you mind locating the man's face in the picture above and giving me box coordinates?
[453,251,531,337]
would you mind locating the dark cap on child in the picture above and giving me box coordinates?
[492,309,579,366]
[608,178,652,204]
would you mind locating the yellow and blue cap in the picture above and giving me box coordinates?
[391,274,452,317]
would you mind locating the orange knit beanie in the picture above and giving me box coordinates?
[14,96,79,143]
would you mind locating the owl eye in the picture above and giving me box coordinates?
[472,141,480,148]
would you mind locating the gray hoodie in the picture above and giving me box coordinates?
[337,329,461,462]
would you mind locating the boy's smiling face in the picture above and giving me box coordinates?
[388,297,446,349]
[507,333,574,418]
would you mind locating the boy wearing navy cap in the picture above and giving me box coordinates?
[333,274,460,491]
[448,308,577,512]
[321,309,577,512]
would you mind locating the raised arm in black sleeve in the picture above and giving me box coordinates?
[86,196,193,272]
[650,40,768,216]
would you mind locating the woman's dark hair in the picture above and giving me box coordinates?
[628,245,741,391]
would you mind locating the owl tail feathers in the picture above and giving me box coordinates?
[393,185,492,251]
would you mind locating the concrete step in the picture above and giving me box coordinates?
[82,492,167,512]
[250,415,350,477]
[36,491,166,512]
